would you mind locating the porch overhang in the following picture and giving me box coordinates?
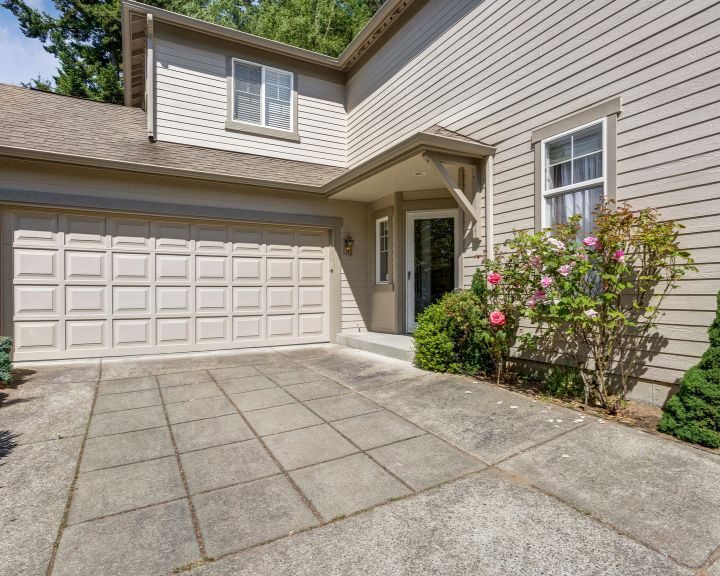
[326,126,495,250]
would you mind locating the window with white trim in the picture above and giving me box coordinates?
[541,119,605,235]
[232,59,293,132]
[376,216,389,284]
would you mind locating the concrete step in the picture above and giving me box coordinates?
[336,332,415,363]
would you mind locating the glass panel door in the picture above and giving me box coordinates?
[406,210,457,331]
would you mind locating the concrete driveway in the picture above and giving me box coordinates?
[1,344,719,576]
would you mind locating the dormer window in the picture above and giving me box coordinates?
[227,58,297,139]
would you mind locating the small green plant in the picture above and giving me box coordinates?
[413,290,492,374]
[543,366,584,400]
[0,337,13,384]
[658,292,720,448]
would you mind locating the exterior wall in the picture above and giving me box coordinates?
[0,159,368,340]
[154,24,347,167]
[348,0,720,388]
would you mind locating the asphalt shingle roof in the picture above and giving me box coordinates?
[0,84,346,191]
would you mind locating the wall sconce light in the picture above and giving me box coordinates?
[343,236,354,256]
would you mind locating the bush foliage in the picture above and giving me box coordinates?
[658,292,720,448]
[0,337,13,384]
[413,291,493,374]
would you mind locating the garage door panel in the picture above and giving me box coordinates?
[109,219,151,249]
[15,321,59,352]
[67,286,106,314]
[232,257,262,283]
[113,319,151,347]
[156,254,191,282]
[233,316,263,341]
[297,230,325,254]
[196,287,229,314]
[156,286,191,314]
[154,222,191,251]
[15,249,58,281]
[267,315,295,338]
[113,253,150,282]
[194,224,228,252]
[299,313,325,336]
[113,286,150,314]
[13,212,59,246]
[233,287,262,312]
[66,320,107,350]
[265,229,295,254]
[15,286,59,316]
[196,317,228,342]
[231,227,262,253]
[298,286,324,310]
[298,259,325,283]
[195,256,228,282]
[266,258,294,283]
[65,215,107,247]
[157,318,191,345]
[65,251,106,281]
[10,208,330,360]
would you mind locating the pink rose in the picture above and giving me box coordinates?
[489,310,506,326]
[529,255,542,269]
[540,276,553,288]
[583,236,599,248]
[613,250,625,263]
[558,264,572,277]
[533,290,546,301]
[547,238,565,251]
[577,253,588,261]
[487,272,502,285]
[525,298,537,309]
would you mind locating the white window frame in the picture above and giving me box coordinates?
[375,215,390,284]
[231,58,294,133]
[540,117,607,228]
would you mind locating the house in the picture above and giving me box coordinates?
[0,0,717,406]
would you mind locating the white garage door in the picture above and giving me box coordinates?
[7,208,330,361]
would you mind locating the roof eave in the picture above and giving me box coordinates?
[0,146,327,195]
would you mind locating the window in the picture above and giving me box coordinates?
[231,59,294,132]
[541,119,605,235]
[376,216,389,284]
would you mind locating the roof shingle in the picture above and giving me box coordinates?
[0,84,346,191]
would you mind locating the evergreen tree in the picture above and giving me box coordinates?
[658,291,720,448]
[1,0,382,103]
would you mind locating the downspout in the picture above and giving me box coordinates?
[485,154,494,260]
[145,13,156,142]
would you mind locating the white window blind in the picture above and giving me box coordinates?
[264,68,293,131]
[542,120,605,234]
[233,61,262,125]
[232,59,293,132]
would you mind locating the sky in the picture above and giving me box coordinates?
[0,0,59,86]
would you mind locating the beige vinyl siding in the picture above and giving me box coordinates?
[0,159,368,339]
[349,0,720,386]
[154,35,347,167]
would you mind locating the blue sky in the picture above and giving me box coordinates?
[0,0,59,85]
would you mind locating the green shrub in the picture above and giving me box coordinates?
[543,366,584,400]
[413,290,492,374]
[658,292,720,448]
[0,337,13,384]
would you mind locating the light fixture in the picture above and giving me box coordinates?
[343,236,354,256]
[413,170,427,176]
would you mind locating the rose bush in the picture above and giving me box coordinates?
[508,201,695,412]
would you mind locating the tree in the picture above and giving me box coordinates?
[1,0,382,103]
[249,0,382,57]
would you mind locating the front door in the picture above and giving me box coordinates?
[406,209,459,331]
